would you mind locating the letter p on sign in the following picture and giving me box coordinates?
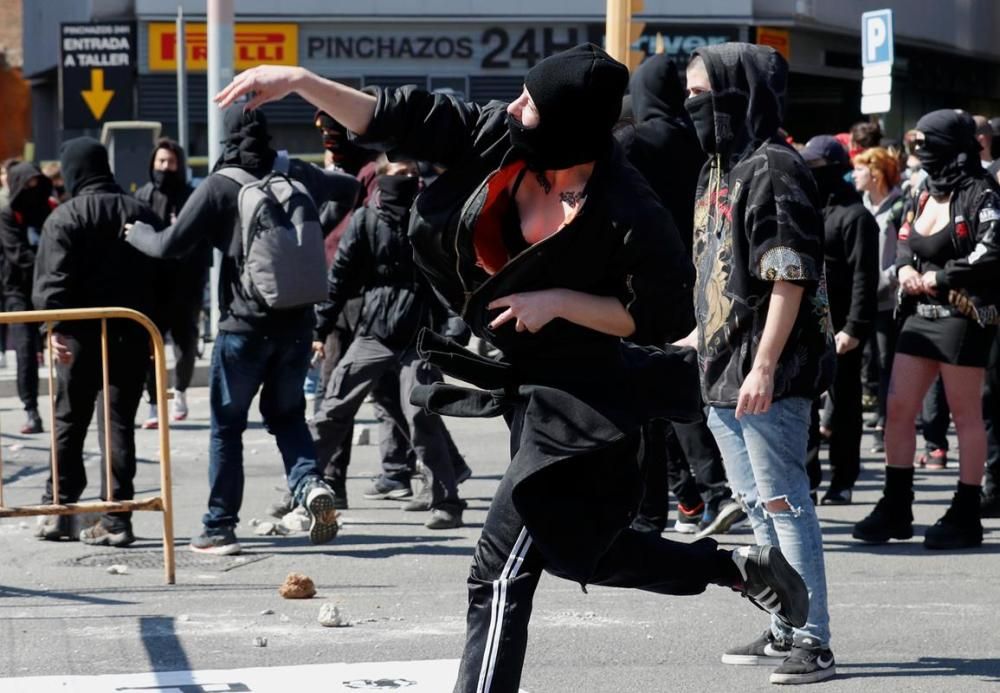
[862,9,893,69]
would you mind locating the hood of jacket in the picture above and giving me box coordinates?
[59,137,120,196]
[213,104,277,173]
[6,162,52,209]
[693,43,787,168]
[630,53,688,126]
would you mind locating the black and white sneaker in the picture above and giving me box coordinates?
[190,526,242,555]
[770,635,836,684]
[732,545,809,629]
[694,499,748,539]
[721,629,792,666]
[304,479,340,545]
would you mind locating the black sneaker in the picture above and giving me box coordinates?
[732,545,809,629]
[79,521,135,547]
[694,499,747,539]
[820,488,852,506]
[673,501,703,534]
[190,526,242,555]
[266,492,294,519]
[852,495,913,543]
[770,635,836,684]
[425,507,463,530]
[362,476,412,500]
[721,628,792,666]
[304,479,340,545]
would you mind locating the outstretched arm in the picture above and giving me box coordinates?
[216,66,376,134]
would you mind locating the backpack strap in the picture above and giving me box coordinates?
[216,167,259,186]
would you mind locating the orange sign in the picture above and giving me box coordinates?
[756,26,790,61]
[148,23,298,72]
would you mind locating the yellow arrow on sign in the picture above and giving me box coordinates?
[81,68,114,121]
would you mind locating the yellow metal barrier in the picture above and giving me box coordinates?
[0,307,175,584]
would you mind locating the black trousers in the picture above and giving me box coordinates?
[920,376,951,453]
[637,416,730,528]
[144,291,202,401]
[825,346,864,491]
[311,336,461,510]
[984,333,1000,496]
[873,310,897,428]
[42,327,149,531]
[454,433,736,693]
[4,295,39,412]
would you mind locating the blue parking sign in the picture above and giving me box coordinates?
[862,9,894,67]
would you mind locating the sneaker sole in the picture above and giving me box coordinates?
[721,653,787,666]
[770,665,837,684]
[673,520,699,534]
[190,542,242,556]
[80,533,135,548]
[693,502,746,539]
[307,491,340,545]
[362,488,413,501]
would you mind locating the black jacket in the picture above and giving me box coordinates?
[819,180,879,340]
[33,181,162,337]
[0,163,53,304]
[616,53,704,257]
[691,43,835,407]
[126,160,360,335]
[315,202,441,349]
[897,174,1000,317]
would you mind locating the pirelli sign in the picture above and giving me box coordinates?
[147,22,297,72]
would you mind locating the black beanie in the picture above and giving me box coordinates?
[509,43,629,170]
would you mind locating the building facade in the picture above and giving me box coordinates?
[22,0,1000,164]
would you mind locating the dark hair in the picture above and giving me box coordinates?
[850,121,882,148]
[153,137,185,161]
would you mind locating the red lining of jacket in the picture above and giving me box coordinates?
[473,162,526,276]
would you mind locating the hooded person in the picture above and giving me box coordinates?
[0,162,55,433]
[133,138,209,428]
[799,135,879,505]
[31,137,164,546]
[210,42,818,693]
[854,109,1000,552]
[679,43,838,684]
[125,104,361,556]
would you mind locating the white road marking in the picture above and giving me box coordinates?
[0,659,530,693]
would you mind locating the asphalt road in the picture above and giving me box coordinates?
[1,386,999,692]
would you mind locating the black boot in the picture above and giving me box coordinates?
[853,466,914,543]
[925,482,983,550]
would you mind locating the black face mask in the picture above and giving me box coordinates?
[684,92,716,155]
[915,145,973,196]
[14,186,51,227]
[376,174,419,224]
[506,112,602,171]
[152,169,185,195]
[810,165,848,203]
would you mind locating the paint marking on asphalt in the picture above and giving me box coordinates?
[0,659,530,692]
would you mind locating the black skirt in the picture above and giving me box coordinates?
[896,314,996,368]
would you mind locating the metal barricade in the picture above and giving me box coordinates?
[0,307,175,584]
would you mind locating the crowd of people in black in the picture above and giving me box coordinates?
[6,39,1000,690]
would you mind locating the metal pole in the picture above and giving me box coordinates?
[175,3,188,156]
[207,0,234,337]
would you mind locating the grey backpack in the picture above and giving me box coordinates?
[218,159,328,311]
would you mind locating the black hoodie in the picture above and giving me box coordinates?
[616,53,704,256]
[32,138,163,335]
[689,43,835,407]
[0,162,53,304]
[126,105,361,335]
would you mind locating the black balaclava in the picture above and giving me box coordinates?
[376,173,420,224]
[7,162,53,228]
[685,92,716,154]
[214,104,277,172]
[508,43,629,170]
[59,137,118,197]
[314,110,369,175]
[148,139,187,200]
[914,109,982,196]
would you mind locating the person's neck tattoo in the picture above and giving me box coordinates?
[559,190,585,207]
[535,171,552,194]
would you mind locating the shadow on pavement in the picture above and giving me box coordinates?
[0,584,135,605]
[140,615,190,673]
[838,657,1000,681]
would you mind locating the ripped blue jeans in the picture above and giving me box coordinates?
[707,396,831,646]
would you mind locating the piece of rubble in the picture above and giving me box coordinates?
[259,609,274,616]
[252,521,290,537]
[253,636,268,647]
[106,564,129,575]
[278,572,316,599]
[318,603,350,627]
[280,506,310,533]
